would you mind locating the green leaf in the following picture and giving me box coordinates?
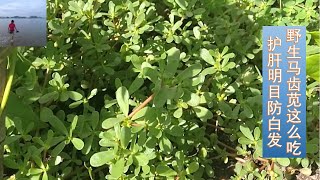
[4,136,22,146]
[129,76,144,94]
[166,125,184,137]
[68,1,82,13]
[238,137,252,145]
[296,10,306,19]
[240,125,254,141]
[40,107,53,122]
[164,47,180,78]
[28,168,43,175]
[39,91,59,104]
[143,67,159,83]
[218,101,233,116]
[301,158,309,168]
[200,48,215,65]
[300,168,312,176]
[200,67,216,77]
[105,99,117,109]
[131,107,149,120]
[142,165,150,174]
[71,138,84,150]
[223,53,235,60]
[88,88,97,99]
[200,147,208,159]
[186,93,200,107]
[242,104,253,118]
[24,67,37,90]
[305,0,314,8]
[68,91,83,101]
[173,108,183,118]
[172,20,183,33]
[108,1,115,16]
[231,104,240,119]
[306,54,320,82]
[102,118,123,129]
[254,127,261,141]
[306,143,318,154]
[32,156,44,169]
[115,76,122,87]
[276,158,290,167]
[60,91,69,102]
[131,45,141,52]
[176,63,202,82]
[42,171,48,180]
[156,165,177,176]
[48,116,69,136]
[137,130,147,146]
[193,106,213,120]
[175,151,185,170]
[111,158,125,179]
[186,162,199,174]
[193,26,201,39]
[120,127,131,149]
[253,142,262,159]
[90,150,115,167]
[175,0,187,10]
[116,86,130,115]
[221,46,229,56]
[205,165,214,177]
[310,31,320,46]
[154,86,176,107]
[134,153,149,166]
[222,62,236,72]
[51,142,66,157]
[69,115,78,137]
[135,13,145,27]
[68,100,83,108]
[307,45,320,55]
[246,53,255,59]
[82,135,94,155]
[4,158,19,169]
[159,136,173,154]
[31,57,45,67]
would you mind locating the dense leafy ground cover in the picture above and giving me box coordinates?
[0,0,319,179]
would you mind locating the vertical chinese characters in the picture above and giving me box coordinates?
[263,26,306,158]
[267,36,282,148]
[286,29,302,156]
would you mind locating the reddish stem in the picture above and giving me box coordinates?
[128,93,155,118]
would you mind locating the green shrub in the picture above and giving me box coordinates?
[1,0,319,179]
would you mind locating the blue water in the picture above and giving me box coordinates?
[0,18,46,46]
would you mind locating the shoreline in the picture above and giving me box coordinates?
[0,17,45,19]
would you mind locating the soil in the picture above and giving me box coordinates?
[296,169,320,180]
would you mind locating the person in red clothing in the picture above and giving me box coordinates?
[8,20,18,34]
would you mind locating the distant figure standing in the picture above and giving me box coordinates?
[8,20,18,34]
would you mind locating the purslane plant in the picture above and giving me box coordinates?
[1,0,319,180]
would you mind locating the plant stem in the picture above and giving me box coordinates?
[257,157,269,163]
[206,123,225,131]
[216,140,270,164]
[259,163,267,171]
[0,49,17,179]
[128,93,155,118]
[43,149,48,163]
[0,56,7,179]
[217,140,237,152]
[235,157,246,163]
[0,54,17,117]
[42,68,51,91]
[279,0,282,10]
